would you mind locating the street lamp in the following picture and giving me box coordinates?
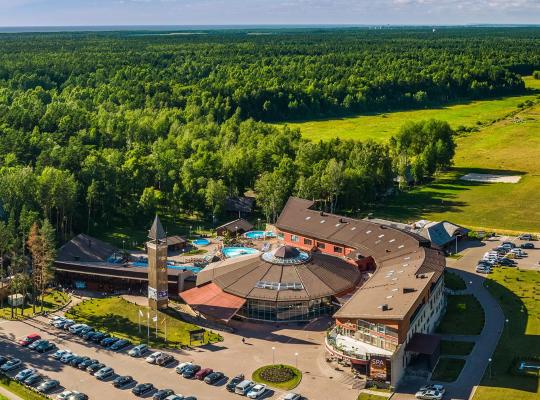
[258,218,261,230]
[294,352,299,369]
[235,226,239,237]
[272,346,276,365]
[122,240,125,253]
[488,358,492,379]
[189,225,192,238]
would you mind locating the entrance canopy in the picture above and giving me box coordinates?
[180,283,246,322]
[405,333,441,355]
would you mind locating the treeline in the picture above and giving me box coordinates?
[0,28,537,238]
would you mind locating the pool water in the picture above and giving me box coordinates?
[130,261,202,274]
[222,247,260,258]
[244,231,276,239]
[193,238,210,246]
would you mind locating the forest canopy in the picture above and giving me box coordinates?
[0,27,538,240]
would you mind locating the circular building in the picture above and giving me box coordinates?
[182,245,362,323]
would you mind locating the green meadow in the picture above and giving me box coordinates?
[283,76,540,142]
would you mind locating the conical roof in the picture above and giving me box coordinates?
[148,215,166,241]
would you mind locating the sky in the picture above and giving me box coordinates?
[0,0,538,27]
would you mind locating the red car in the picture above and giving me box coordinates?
[18,333,41,346]
[195,368,213,380]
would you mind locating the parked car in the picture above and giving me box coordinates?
[182,364,201,378]
[521,242,534,249]
[91,332,110,343]
[57,390,79,400]
[129,344,149,357]
[156,353,174,366]
[415,389,444,400]
[195,368,213,380]
[153,389,174,400]
[15,368,38,382]
[498,258,515,266]
[61,320,76,330]
[18,333,41,346]
[35,340,57,353]
[519,234,535,241]
[227,374,245,392]
[95,366,115,380]
[476,266,492,274]
[78,326,94,336]
[110,339,131,351]
[247,384,267,399]
[146,351,162,364]
[49,316,64,325]
[23,373,42,386]
[67,394,88,400]
[70,356,90,368]
[37,379,60,393]
[53,318,71,328]
[132,383,154,396]
[28,339,47,350]
[204,371,225,384]
[113,375,135,388]
[175,362,193,374]
[1,358,22,372]
[100,337,120,347]
[0,356,11,366]
[419,385,445,395]
[68,324,88,334]
[52,349,71,360]
[82,331,96,341]
[60,353,78,364]
[235,380,255,395]
[87,362,105,374]
[164,396,184,400]
[282,393,302,400]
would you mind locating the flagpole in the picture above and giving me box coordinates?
[138,309,141,333]
[147,312,150,345]
[155,311,158,339]
[165,318,167,343]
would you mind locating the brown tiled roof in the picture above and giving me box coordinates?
[57,234,118,262]
[216,218,254,233]
[275,197,446,320]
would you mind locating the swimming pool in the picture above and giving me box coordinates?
[130,261,202,274]
[244,230,276,240]
[222,247,260,258]
[193,238,211,246]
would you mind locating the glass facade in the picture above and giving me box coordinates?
[335,321,399,353]
[237,297,334,322]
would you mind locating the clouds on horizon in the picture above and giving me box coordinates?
[0,0,538,26]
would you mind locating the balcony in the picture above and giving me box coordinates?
[326,327,394,362]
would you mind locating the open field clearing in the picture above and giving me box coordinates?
[283,76,539,142]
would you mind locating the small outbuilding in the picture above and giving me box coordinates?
[166,235,188,251]
[215,218,254,236]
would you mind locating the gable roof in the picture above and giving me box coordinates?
[57,234,118,263]
[216,218,254,233]
[225,196,255,213]
[419,221,470,247]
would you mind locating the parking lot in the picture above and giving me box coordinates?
[0,312,358,400]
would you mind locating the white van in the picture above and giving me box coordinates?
[235,380,255,395]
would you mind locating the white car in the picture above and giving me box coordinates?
[175,361,193,374]
[57,391,79,400]
[145,351,162,364]
[51,349,71,360]
[15,368,37,381]
[247,384,267,399]
[128,344,149,357]
[419,384,445,395]
[415,389,444,400]
[282,393,302,400]
[49,316,64,325]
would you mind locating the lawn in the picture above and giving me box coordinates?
[440,340,475,356]
[357,394,389,400]
[0,374,49,400]
[431,358,466,382]
[0,290,70,320]
[252,364,302,390]
[473,268,540,400]
[436,295,484,335]
[444,271,467,291]
[282,78,539,142]
[65,296,222,347]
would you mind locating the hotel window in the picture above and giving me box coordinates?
[304,238,313,245]
[291,235,299,242]
[317,242,326,249]
[333,246,343,253]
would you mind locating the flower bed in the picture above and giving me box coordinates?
[252,364,302,390]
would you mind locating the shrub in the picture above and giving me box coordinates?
[259,365,296,383]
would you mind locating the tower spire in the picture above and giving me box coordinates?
[148,215,166,242]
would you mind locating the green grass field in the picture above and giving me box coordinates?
[436,295,485,335]
[0,290,70,320]
[65,296,222,347]
[282,77,539,142]
[473,268,540,400]
[0,375,49,400]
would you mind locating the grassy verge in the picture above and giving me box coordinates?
[65,296,222,348]
[0,290,70,320]
[431,358,466,382]
[436,295,484,335]
[444,271,467,291]
[252,365,302,390]
[0,374,49,400]
[440,340,475,356]
[473,268,540,400]
[358,394,389,400]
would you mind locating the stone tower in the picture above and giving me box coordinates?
[147,215,168,310]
